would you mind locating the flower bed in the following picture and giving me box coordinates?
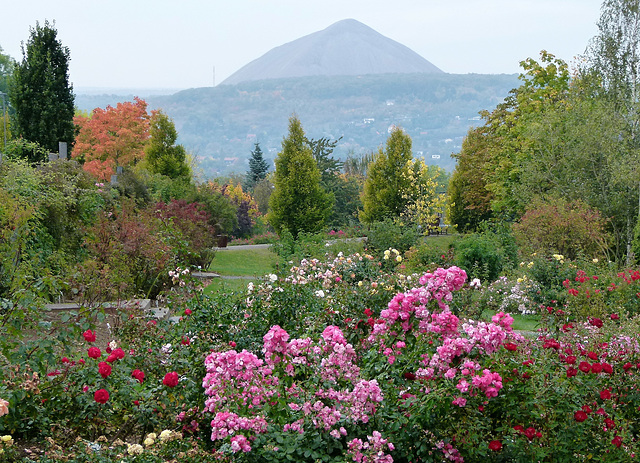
[1,252,639,462]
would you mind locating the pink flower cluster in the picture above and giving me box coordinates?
[203,349,276,413]
[210,411,267,440]
[203,324,382,451]
[346,431,395,463]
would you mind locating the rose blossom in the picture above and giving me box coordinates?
[488,440,502,451]
[131,369,145,384]
[83,329,96,343]
[94,389,109,404]
[574,410,588,422]
[98,361,112,378]
[163,371,179,387]
[88,347,101,359]
[0,399,9,417]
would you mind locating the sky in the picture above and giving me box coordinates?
[2,0,605,91]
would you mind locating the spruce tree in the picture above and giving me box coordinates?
[244,142,269,191]
[268,116,333,238]
[10,21,75,152]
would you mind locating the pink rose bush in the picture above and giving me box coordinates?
[202,266,527,461]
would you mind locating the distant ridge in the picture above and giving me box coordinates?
[221,19,444,85]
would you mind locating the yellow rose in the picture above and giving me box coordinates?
[127,444,144,455]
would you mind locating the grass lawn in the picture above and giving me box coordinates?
[203,277,256,296]
[481,309,541,333]
[209,247,278,276]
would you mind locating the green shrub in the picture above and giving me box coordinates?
[365,218,419,253]
[453,223,517,282]
[513,197,610,261]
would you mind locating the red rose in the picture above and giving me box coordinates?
[163,371,179,387]
[524,427,536,440]
[98,361,112,379]
[610,313,620,320]
[612,436,622,448]
[131,369,145,384]
[602,363,613,374]
[581,405,592,414]
[587,351,598,361]
[106,354,117,363]
[574,410,588,422]
[600,389,612,400]
[578,361,591,373]
[83,329,96,343]
[403,372,416,381]
[88,347,102,359]
[488,440,502,451]
[623,362,633,371]
[504,342,517,352]
[591,363,603,374]
[605,418,616,430]
[565,355,577,364]
[589,317,604,328]
[566,367,578,378]
[112,348,125,360]
[181,336,191,346]
[364,308,373,317]
[94,389,109,404]
[184,308,192,315]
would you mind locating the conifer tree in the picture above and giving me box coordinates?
[268,116,333,238]
[360,127,413,223]
[10,21,75,152]
[244,142,270,191]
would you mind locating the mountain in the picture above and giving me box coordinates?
[221,19,443,85]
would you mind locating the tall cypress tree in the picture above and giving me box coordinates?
[244,142,270,191]
[11,20,75,153]
[268,116,333,238]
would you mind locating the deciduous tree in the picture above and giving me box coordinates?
[145,110,190,180]
[72,98,152,180]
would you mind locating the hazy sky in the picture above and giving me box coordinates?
[3,0,604,91]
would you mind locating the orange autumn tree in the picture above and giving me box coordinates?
[72,97,154,180]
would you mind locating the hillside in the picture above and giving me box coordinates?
[222,19,443,85]
[141,72,519,176]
